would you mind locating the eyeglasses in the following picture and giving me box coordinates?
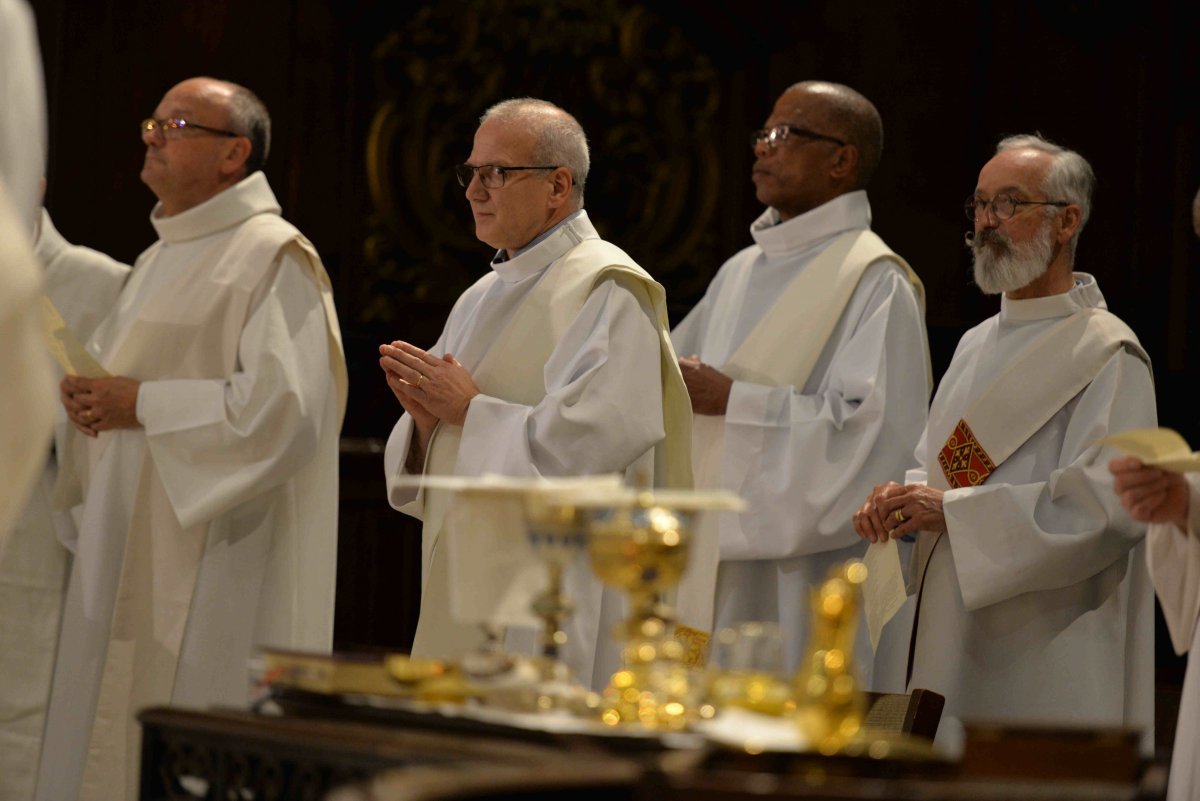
[141,117,242,140]
[750,125,846,151]
[454,163,559,189]
[965,193,1070,222]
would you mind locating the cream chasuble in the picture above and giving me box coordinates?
[35,172,347,801]
[0,179,58,801]
[1146,477,1200,801]
[385,211,691,690]
[1,209,129,801]
[901,274,1155,755]
[671,192,931,676]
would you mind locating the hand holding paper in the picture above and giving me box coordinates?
[1100,427,1200,473]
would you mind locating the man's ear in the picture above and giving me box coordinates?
[829,144,860,182]
[546,167,574,209]
[219,137,253,179]
[1057,204,1082,245]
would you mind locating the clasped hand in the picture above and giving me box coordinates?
[61,375,141,437]
[853,481,947,543]
[379,341,479,428]
[679,355,733,415]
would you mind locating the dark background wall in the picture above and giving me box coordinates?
[26,0,1198,704]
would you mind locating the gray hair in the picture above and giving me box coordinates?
[222,82,271,176]
[481,98,589,205]
[995,133,1095,260]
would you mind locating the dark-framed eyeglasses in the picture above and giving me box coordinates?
[140,117,242,140]
[965,193,1070,222]
[455,163,559,189]
[750,125,847,151]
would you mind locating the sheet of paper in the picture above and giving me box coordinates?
[863,538,908,652]
[1100,428,1200,473]
[40,296,108,377]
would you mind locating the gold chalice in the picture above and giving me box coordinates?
[584,489,743,730]
[518,489,599,712]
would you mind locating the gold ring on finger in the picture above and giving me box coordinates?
[894,509,906,524]
[416,374,424,388]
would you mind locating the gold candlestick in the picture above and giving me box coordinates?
[794,560,868,754]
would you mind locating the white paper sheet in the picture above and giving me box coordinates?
[863,538,908,652]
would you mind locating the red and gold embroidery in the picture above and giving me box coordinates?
[937,418,997,488]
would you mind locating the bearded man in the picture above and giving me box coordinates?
[853,134,1156,754]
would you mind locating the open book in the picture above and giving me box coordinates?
[1100,428,1200,473]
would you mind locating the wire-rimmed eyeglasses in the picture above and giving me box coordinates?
[141,117,243,140]
[750,125,846,151]
[965,193,1070,222]
[454,163,559,189]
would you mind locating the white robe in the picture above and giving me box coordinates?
[0,190,56,801]
[385,211,686,690]
[0,9,57,797]
[0,212,129,801]
[904,275,1155,755]
[1146,476,1200,801]
[0,0,46,230]
[671,192,930,677]
[35,172,347,801]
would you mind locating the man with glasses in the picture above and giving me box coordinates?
[36,77,347,801]
[853,134,1155,754]
[670,81,930,678]
[381,98,691,689]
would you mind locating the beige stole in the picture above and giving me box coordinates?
[680,230,923,643]
[68,214,346,798]
[410,239,692,660]
[908,308,1146,660]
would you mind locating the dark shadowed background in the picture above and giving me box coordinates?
[26,0,1197,745]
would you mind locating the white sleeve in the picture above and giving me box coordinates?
[136,247,335,528]
[454,275,665,478]
[1146,475,1200,654]
[718,261,930,559]
[943,347,1157,610]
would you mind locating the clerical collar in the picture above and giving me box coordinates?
[491,209,595,284]
[1000,272,1108,323]
[491,209,585,266]
[750,190,872,259]
[150,171,281,244]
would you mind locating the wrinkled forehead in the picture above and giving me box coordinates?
[976,148,1051,196]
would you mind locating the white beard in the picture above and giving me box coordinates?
[970,222,1054,295]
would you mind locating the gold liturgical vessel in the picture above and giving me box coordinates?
[584,490,743,730]
[794,560,868,754]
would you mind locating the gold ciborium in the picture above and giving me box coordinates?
[584,489,743,730]
[793,560,868,754]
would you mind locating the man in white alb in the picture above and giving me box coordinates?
[381,98,691,690]
[1107,185,1200,801]
[0,5,59,798]
[670,81,930,676]
[36,77,347,801]
[855,135,1156,754]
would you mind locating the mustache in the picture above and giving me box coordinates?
[964,228,1009,251]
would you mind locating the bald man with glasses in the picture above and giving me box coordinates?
[36,76,346,801]
[670,81,930,682]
